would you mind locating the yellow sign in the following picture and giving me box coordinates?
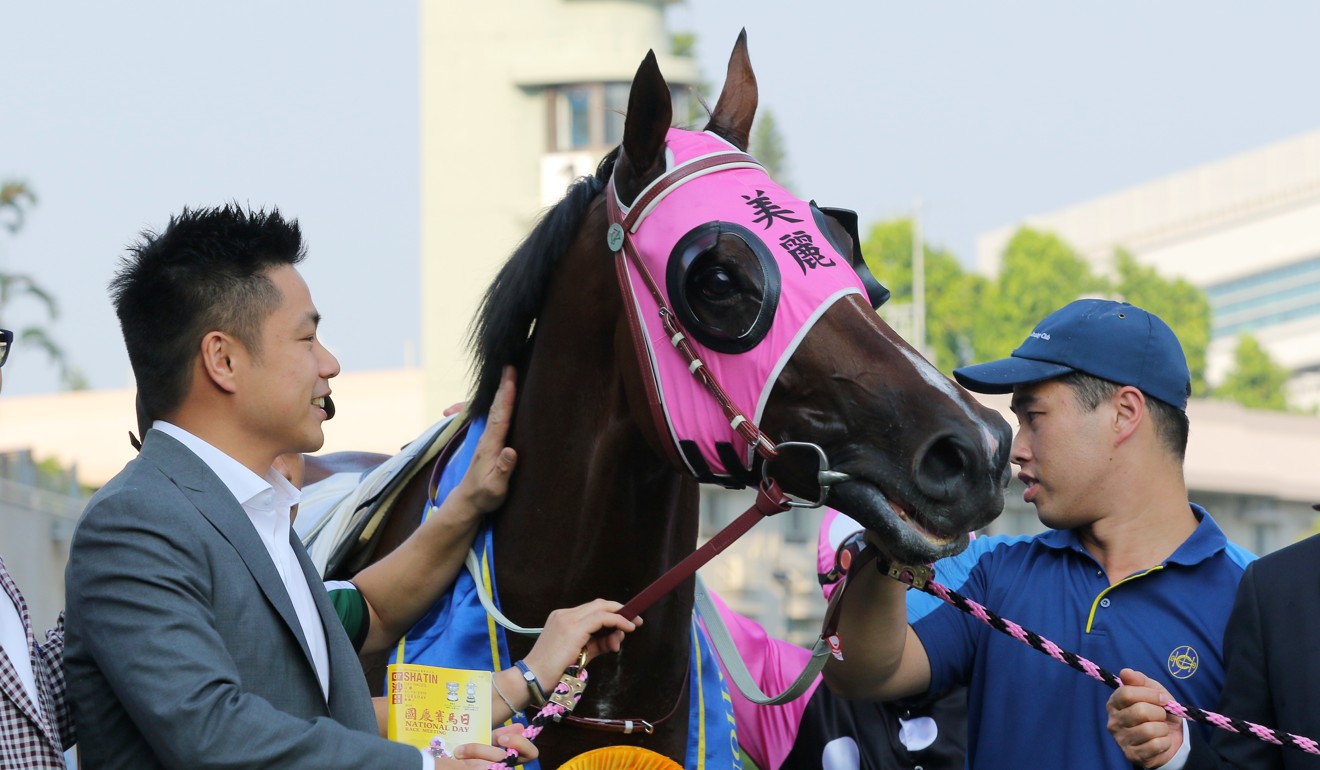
[386,663,492,756]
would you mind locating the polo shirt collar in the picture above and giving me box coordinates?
[1035,503,1227,567]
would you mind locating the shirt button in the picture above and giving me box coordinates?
[1100,598,1111,608]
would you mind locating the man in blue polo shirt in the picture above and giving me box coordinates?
[823,298,1254,770]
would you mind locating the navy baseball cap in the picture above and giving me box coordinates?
[953,299,1191,410]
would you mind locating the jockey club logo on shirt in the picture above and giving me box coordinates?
[1167,645,1199,679]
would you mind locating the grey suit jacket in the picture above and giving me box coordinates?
[65,430,420,769]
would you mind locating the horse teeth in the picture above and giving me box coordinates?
[895,504,954,546]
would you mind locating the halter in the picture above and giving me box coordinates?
[605,128,865,496]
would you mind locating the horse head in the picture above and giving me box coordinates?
[606,32,1013,565]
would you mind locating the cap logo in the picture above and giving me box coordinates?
[1029,332,1052,341]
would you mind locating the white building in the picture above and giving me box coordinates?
[419,0,696,418]
[976,129,1320,409]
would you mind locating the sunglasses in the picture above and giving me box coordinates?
[0,329,10,368]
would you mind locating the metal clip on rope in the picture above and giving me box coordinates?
[883,562,933,591]
[549,649,590,715]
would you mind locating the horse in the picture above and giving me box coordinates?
[309,33,1013,768]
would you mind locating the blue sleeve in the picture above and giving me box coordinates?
[908,535,1024,696]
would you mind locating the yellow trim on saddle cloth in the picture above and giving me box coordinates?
[691,616,707,766]
[480,545,513,725]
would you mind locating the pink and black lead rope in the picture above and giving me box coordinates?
[878,558,1320,757]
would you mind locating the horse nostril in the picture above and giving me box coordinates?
[913,432,975,501]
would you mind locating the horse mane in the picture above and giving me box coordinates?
[467,149,619,416]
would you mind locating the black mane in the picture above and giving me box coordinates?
[467,150,618,416]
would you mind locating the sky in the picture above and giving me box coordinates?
[2,1,1319,397]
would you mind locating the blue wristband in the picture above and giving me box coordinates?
[514,659,546,706]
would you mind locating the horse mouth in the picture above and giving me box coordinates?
[889,498,957,547]
[830,480,970,563]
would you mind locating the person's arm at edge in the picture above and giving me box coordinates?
[352,367,518,655]
[35,611,76,749]
[1184,560,1276,770]
[821,533,933,701]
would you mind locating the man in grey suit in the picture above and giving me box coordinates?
[65,205,531,769]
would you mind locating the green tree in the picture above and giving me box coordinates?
[861,220,1228,404]
[977,228,1104,362]
[1109,250,1211,396]
[749,109,791,191]
[0,179,84,389]
[669,32,710,128]
[862,218,987,372]
[670,32,697,58]
[1214,334,1291,411]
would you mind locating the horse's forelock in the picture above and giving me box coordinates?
[467,171,608,417]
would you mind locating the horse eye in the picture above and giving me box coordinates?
[694,265,737,300]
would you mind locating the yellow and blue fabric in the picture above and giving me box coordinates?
[911,504,1254,770]
[390,417,740,770]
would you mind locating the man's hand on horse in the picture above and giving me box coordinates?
[457,365,519,514]
[445,723,538,766]
[1106,668,1185,768]
[522,599,642,690]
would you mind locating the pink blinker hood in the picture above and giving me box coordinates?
[612,128,865,482]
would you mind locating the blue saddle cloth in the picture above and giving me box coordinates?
[390,417,741,770]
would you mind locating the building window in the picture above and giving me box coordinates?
[547,83,694,152]
[553,85,594,151]
[1206,253,1320,339]
[604,83,629,147]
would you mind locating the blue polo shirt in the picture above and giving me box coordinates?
[909,504,1254,770]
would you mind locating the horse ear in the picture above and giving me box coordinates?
[621,49,673,187]
[705,29,758,151]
